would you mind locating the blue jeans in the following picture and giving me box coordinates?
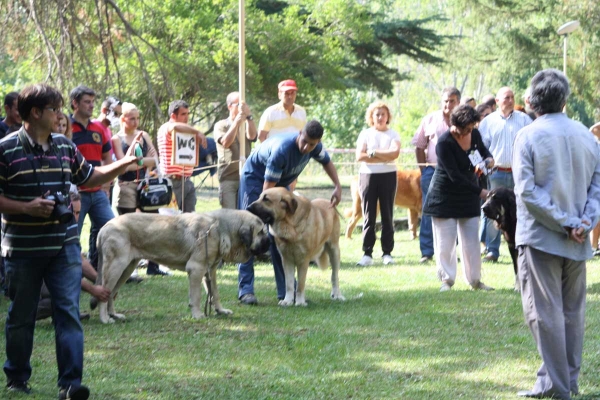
[237,179,286,300]
[484,170,515,257]
[419,166,435,258]
[4,243,84,388]
[77,191,114,244]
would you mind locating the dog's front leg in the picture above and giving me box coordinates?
[279,260,296,307]
[187,264,207,319]
[208,263,232,315]
[295,262,309,306]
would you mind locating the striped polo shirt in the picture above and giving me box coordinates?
[258,102,306,139]
[157,122,194,178]
[71,117,112,191]
[0,128,93,258]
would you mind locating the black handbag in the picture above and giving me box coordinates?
[136,156,173,211]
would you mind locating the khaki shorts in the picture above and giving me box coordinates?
[114,180,138,209]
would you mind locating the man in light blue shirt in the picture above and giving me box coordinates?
[513,69,600,400]
[479,86,532,262]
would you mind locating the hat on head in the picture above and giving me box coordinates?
[278,79,298,92]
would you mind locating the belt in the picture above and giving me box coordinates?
[495,166,512,173]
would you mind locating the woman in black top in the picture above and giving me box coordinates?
[423,104,494,292]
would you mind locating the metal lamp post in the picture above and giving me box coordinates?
[557,20,580,77]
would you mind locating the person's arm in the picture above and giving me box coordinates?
[81,279,111,302]
[366,140,400,162]
[262,180,277,191]
[83,132,143,188]
[0,194,55,217]
[166,122,207,148]
[322,161,342,206]
[512,133,582,234]
[112,136,125,160]
[415,148,427,171]
[579,142,600,234]
[258,130,269,143]
[220,115,245,149]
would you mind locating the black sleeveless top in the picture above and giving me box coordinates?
[118,133,149,182]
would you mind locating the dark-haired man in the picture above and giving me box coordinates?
[237,120,342,305]
[514,69,600,400]
[0,83,140,399]
[157,100,207,212]
[0,92,22,139]
[69,85,115,271]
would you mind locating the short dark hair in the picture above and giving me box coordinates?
[442,87,461,102]
[69,191,81,203]
[3,92,19,107]
[17,84,64,122]
[69,85,96,110]
[168,100,189,116]
[528,69,570,116]
[483,96,496,108]
[303,120,324,140]
[101,96,122,110]
[451,104,480,128]
[476,103,492,117]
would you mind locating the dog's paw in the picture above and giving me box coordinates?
[294,301,308,307]
[109,313,126,321]
[100,316,115,324]
[331,291,345,301]
[216,308,233,315]
[278,299,294,307]
[191,310,208,319]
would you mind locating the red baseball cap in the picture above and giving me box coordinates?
[278,79,298,92]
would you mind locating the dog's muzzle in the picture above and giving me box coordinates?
[247,202,275,225]
[252,235,271,255]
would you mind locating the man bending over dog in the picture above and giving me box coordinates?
[238,120,342,305]
[0,84,141,399]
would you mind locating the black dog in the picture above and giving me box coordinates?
[481,187,518,281]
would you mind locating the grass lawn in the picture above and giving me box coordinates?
[2,181,600,399]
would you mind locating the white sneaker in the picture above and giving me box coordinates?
[356,255,373,266]
[382,255,394,265]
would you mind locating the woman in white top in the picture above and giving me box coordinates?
[355,101,401,266]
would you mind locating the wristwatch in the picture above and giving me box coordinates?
[367,149,376,158]
[246,115,253,121]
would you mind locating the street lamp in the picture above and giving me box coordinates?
[557,20,580,77]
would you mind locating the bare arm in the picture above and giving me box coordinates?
[258,130,269,143]
[262,180,277,192]
[415,147,427,171]
[0,195,55,217]
[356,140,401,163]
[84,132,143,188]
[323,161,342,206]
[166,122,207,148]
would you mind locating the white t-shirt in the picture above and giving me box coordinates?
[356,127,400,174]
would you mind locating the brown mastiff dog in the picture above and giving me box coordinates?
[94,209,270,323]
[248,187,345,306]
[344,169,422,239]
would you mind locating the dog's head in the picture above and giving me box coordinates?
[481,187,516,226]
[247,187,298,225]
[238,214,271,256]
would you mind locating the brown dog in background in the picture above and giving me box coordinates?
[345,169,422,239]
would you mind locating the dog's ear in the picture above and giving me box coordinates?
[239,225,253,248]
[281,197,298,215]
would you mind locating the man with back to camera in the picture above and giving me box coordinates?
[513,69,600,400]
[237,120,342,305]
[411,87,461,263]
[157,100,207,212]
[0,83,140,399]
[479,86,532,263]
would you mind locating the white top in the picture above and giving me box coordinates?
[356,127,400,174]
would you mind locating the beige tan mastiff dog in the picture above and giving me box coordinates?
[95,209,269,323]
[247,187,345,306]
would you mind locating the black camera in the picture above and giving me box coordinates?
[45,191,73,224]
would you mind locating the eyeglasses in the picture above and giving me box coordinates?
[44,107,62,114]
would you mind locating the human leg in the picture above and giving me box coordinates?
[562,258,586,395]
[419,166,434,259]
[359,173,377,257]
[182,179,197,213]
[3,257,46,384]
[219,180,239,210]
[517,246,571,399]
[237,179,261,299]
[379,171,397,257]
[432,217,458,287]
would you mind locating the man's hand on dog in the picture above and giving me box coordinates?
[330,185,342,207]
[90,285,111,302]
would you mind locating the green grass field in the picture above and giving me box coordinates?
[2,182,600,399]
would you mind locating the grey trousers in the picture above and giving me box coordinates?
[518,245,586,400]
[171,178,197,213]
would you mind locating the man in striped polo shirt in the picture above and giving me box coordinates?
[479,87,532,262]
[0,84,140,399]
[257,79,306,142]
[69,85,115,269]
[157,100,207,212]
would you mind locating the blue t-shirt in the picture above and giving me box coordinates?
[242,132,330,187]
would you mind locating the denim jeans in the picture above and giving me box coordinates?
[77,191,114,251]
[419,166,435,258]
[484,170,515,257]
[3,243,84,388]
[237,178,286,300]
